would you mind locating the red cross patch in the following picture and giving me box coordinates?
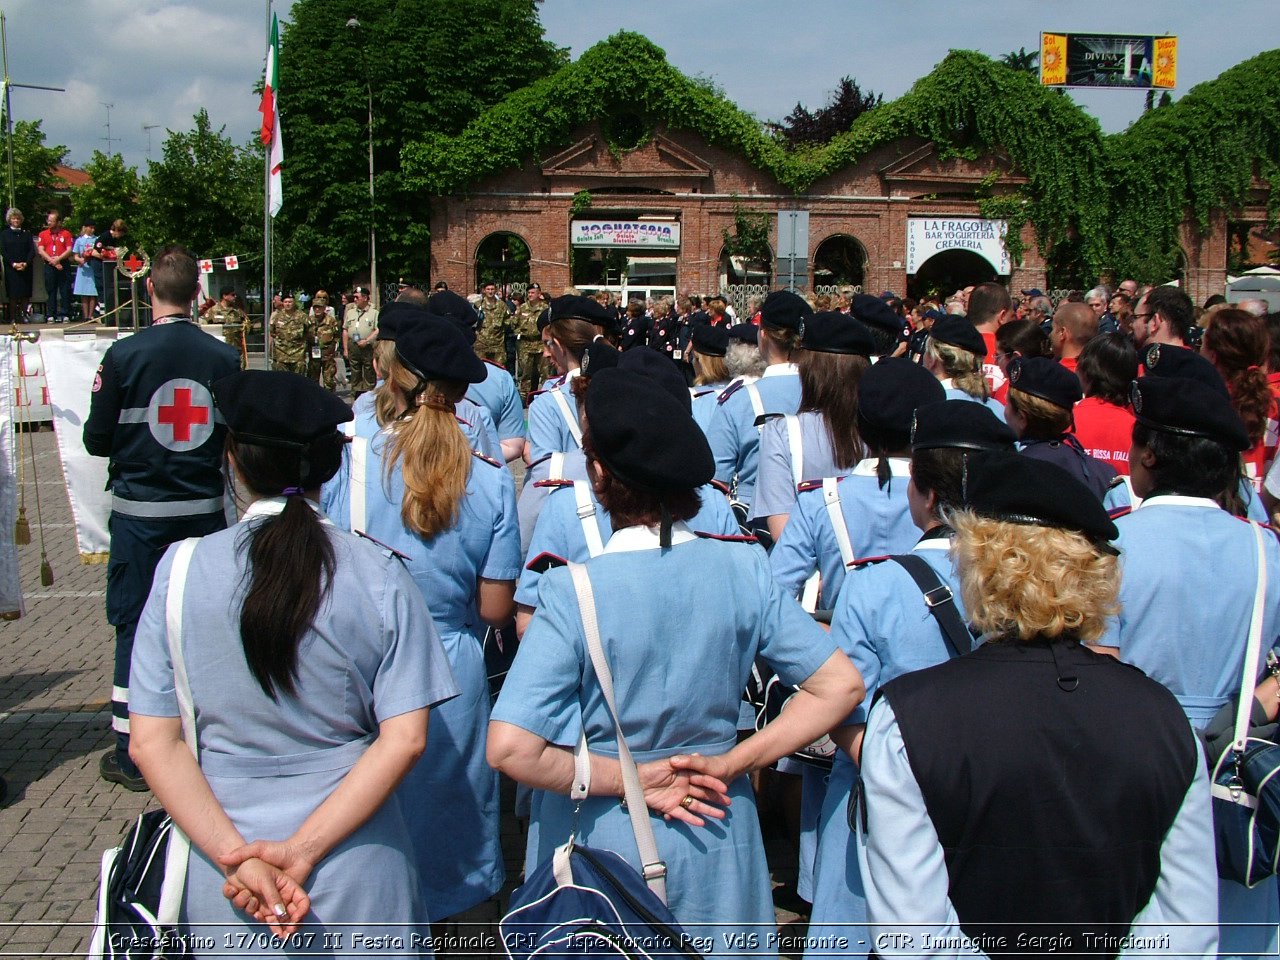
[147,379,215,451]
[223,255,239,271]
[198,259,214,274]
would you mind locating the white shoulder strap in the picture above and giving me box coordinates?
[573,481,606,558]
[799,570,821,614]
[349,436,368,533]
[823,477,856,567]
[551,388,583,448]
[549,451,566,481]
[1232,522,1269,752]
[567,563,668,903]
[342,418,356,438]
[159,537,199,926]
[785,415,804,487]
[745,382,765,431]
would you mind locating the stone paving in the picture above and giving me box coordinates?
[1,379,807,957]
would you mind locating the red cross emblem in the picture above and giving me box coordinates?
[223,255,239,271]
[146,379,215,451]
[123,253,144,272]
[198,259,213,274]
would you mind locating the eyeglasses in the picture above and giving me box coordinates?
[1133,312,1155,321]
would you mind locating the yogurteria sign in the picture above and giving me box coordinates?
[571,220,681,248]
[906,217,1011,276]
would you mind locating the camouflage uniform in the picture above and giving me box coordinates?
[512,298,548,402]
[269,306,310,375]
[344,302,379,399]
[308,305,343,389]
[208,302,250,369]
[474,295,511,366]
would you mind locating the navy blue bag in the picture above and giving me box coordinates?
[500,564,703,959]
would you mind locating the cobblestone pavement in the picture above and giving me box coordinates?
[2,392,808,957]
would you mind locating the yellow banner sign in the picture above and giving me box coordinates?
[1153,36,1178,89]
[1040,33,1068,85]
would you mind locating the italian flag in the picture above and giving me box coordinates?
[259,13,284,217]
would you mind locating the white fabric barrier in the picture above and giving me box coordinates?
[39,332,113,562]
[0,337,24,617]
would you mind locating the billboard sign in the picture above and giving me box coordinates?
[571,220,680,248]
[906,217,1011,276]
[1040,33,1176,89]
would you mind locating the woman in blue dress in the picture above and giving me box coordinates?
[805,400,1015,957]
[72,220,99,321]
[129,371,456,957]
[526,296,613,461]
[489,367,863,952]
[322,319,521,924]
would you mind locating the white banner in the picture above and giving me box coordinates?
[906,217,1011,276]
[571,220,681,248]
[40,332,113,561]
[0,338,24,617]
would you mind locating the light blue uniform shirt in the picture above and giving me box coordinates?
[516,449,590,556]
[691,380,730,434]
[526,369,582,461]
[856,698,1219,960]
[707,363,802,514]
[754,410,850,520]
[941,381,1006,422]
[1108,494,1280,956]
[321,430,521,920]
[467,359,525,442]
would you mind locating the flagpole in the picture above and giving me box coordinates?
[262,0,273,370]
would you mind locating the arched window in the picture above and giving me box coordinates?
[813,235,867,289]
[474,232,531,294]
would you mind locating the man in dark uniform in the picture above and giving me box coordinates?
[83,244,240,790]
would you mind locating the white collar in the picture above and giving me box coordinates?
[938,378,955,390]
[602,521,696,555]
[241,496,331,524]
[851,457,911,478]
[761,363,798,379]
[564,367,582,383]
[913,538,951,551]
[1136,494,1220,511]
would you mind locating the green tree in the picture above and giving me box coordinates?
[69,151,140,231]
[3,119,67,219]
[273,0,566,294]
[1000,47,1040,75]
[135,110,260,259]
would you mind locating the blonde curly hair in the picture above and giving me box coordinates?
[950,509,1119,644]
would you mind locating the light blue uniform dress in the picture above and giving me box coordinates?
[707,364,802,515]
[855,698,1219,960]
[806,534,962,957]
[516,449,590,555]
[73,234,98,296]
[492,524,837,952]
[468,360,525,447]
[941,380,1006,422]
[1108,494,1280,958]
[129,499,458,958]
[690,380,730,435]
[322,433,521,921]
[348,389,501,461]
[526,369,583,461]
[754,411,847,521]
[768,456,918,901]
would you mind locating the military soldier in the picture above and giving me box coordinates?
[202,287,250,369]
[269,293,310,374]
[511,281,549,401]
[343,284,379,399]
[474,280,511,366]
[308,290,343,389]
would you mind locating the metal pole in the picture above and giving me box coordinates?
[367,81,377,308]
[2,12,13,213]
[262,0,272,369]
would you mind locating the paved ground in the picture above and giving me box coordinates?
[1,360,808,957]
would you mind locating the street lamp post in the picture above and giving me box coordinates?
[347,17,378,308]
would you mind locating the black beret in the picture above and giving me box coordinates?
[857,357,946,435]
[928,316,988,358]
[965,450,1118,545]
[690,324,729,358]
[579,339,620,377]
[850,294,905,336]
[706,293,727,306]
[1141,343,1228,397]
[759,290,813,332]
[426,290,476,324]
[727,323,759,346]
[585,368,713,491]
[923,308,949,325]
[618,347,691,412]
[801,310,875,356]
[1007,356,1082,409]
[1130,376,1250,451]
[549,295,614,327]
[911,399,1017,452]
[395,318,486,384]
[375,301,430,342]
[213,370,352,447]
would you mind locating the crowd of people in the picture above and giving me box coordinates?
[75,241,1280,959]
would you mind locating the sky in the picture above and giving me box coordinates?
[10,0,1276,174]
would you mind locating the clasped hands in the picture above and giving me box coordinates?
[218,840,315,940]
[637,752,736,826]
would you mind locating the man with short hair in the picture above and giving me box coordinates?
[968,281,1015,399]
[511,282,549,402]
[37,210,74,322]
[1024,295,1055,331]
[1109,292,1134,338]
[1117,278,1139,300]
[1050,302,1098,373]
[84,244,240,790]
[202,287,250,367]
[1132,286,1193,350]
[343,285,379,399]
[474,280,510,366]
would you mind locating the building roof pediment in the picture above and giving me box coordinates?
[879,143,1028,187]
[540,132,712,180]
